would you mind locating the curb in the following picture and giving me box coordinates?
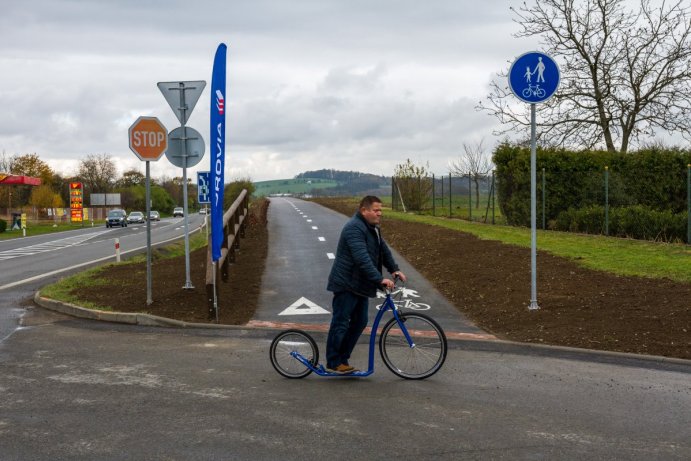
[33,292,246,330]
[33,291,691,368]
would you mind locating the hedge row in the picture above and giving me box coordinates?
[0,219,6,233]
[494,144,691,228]
[553,205,688,243]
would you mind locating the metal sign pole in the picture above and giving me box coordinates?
[158,80,206,290]
[178,82,194,290]
[146,160,153,305]
[213,261,219,323]
[508,51,560,311]
[529,104,539,310]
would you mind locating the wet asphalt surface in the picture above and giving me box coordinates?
[0,201,689,459]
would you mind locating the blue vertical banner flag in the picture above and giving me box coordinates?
[210,43,227,262]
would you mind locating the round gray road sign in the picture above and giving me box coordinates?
[165,127,205,168]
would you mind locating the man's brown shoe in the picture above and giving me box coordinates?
[327,364,354,374]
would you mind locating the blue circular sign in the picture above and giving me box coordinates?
[509,51,560,104]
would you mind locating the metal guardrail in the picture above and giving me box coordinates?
[205,189,249,319]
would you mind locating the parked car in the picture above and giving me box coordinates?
[126,211,145,224]
[106,209,127,228]
[199,208,207,215]
[148,210,160,221]
[173,207,184,217]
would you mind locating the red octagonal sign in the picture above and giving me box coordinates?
[128,116,168,161]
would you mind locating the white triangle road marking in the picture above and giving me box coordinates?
[278,297,331,316]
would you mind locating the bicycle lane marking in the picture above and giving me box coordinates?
[254,198,338,322]
[254,198,496,339]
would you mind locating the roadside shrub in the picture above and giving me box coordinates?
[555,205,687,242]
[225,178,256,209]
[493,143,691,228]
[0,219,6,233]
[609,206,687,242]
[554,206,605,234]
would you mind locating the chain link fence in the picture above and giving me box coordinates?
[392,165,691,243]
[543,166,690,243]
[391,173,502,224]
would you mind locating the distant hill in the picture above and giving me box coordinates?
[253,178,340,196]
[254,169,390,197]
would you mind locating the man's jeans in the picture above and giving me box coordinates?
[326,291,369,369]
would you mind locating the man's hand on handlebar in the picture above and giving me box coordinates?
[392,271,407,283]
[381,271,407,290]
[381,278,396,290]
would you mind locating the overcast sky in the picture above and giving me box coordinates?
[0,0,545,181]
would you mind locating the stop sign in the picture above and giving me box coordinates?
[128,116,168,161]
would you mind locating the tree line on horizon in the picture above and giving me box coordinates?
[292,169,390,197]
[1,152,195,215]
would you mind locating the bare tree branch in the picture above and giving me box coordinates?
[450,139,493,208]
[478,0,691,153]
[78,153,117,194]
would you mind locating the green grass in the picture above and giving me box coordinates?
[40,266,111,310]
[0,221,104,240]
[412,195,507,223]
[386,211,691,283]
[153,231,208,258]
[40,229,210,308]
[254,178,339,195]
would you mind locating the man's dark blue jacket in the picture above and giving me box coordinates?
[327,212,399,298]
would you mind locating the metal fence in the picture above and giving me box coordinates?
[540,165,690,243]
[391,173,501,224]
[392,165,691,244]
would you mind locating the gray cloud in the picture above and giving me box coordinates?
[0,0,532,181]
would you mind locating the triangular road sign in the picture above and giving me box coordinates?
[157,80,207,124]
[278,297,330,316]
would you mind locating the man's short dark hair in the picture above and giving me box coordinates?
[359,195,382,209]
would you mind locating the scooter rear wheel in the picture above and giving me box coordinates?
[270,329,319,379]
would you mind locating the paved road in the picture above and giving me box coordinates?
[0,307,689,460]
[0,200,689,459]
[254,198,490,340]
[0,215,205,341]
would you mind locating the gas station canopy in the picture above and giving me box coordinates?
[0,174,42,186]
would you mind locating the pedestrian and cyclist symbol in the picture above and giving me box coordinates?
[524,56,546,83]
[375,287,431,311]
[509,52,560,104]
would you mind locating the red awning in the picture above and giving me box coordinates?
[0,174,42,186]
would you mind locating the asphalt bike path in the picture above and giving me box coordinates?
[251,197,494,340]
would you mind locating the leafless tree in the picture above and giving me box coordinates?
[479,0,691,153]
[450,140,493,208]
[78,153,117,193]
[0,150,15,173]
[393,159,433,211]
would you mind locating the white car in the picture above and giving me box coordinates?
[126,211,145,224]
[173,207,184,217]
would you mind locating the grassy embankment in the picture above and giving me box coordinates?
[40,231,208,308]
[318,197,691,284]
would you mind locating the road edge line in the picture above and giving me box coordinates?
[0,223,204,291]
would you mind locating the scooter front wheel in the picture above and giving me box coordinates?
[270,329,319,379]
[379,313,447,380]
